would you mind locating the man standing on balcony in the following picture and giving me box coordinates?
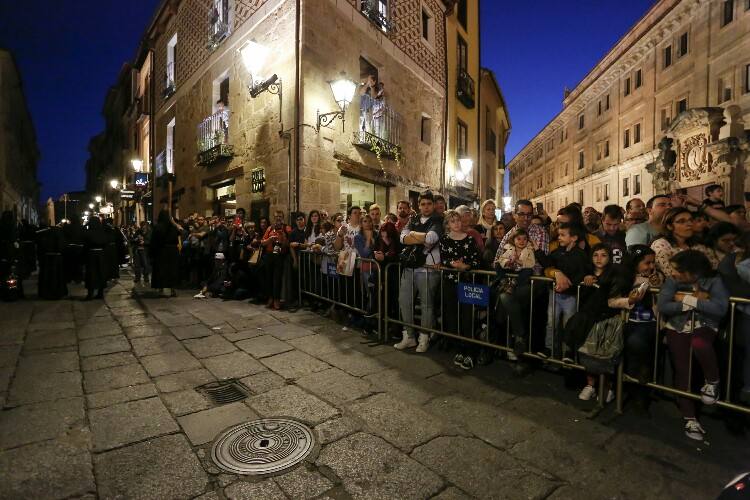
[359,74,385,138]
[395,190,443,353]
[216,99,230,144]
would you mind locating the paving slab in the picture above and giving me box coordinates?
[183,335,237,358]
[122,323,167,338]
[170,323,213,340]
[364,368,453,405]
[287,334,349,357]
[317,432,443,500]
[0,325,25,346]
[260,350,330,380]
[202,351,267,379]
[412,436,559,500]
[314,416,362,445]
[0,345,20,368]
[0,439,94,500]
[77,322,123,340]
[7,369,82,405]
[226,315,283,331]
[224,480,287,500]
[16,350,79,373]
[432,487,474,500]
[89,397,180,451]
[154,368,216,393]
[177,401,259,445]
[161,389,212,416]
[423,395,537,450]
[347,393,462,451]
[95,434,209,500]
[275,464,334,499]
[222,329,264,342]
[317,349,387,377]
[23,329,77,350]
[262,323,318,341]
[154,312,200,328]
[86,383,158,409]
[375,350,445,378]
[28,320,76,331]
[80,351,138,371]
[140,350,202,377]
[83,363,151,393]
[0,397,85,449]
[118,315,160,328]
[236,335,294,358]
[297,367,374,405]
[428,372,517,406]
[131,334,184,357]
[239,371,287,394]
[79,335,131,357]
[247,385,338,425]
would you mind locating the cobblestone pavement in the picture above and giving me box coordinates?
[1,273,748,499]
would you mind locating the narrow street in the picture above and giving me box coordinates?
[0,273,747,500]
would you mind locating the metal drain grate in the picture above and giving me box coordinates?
[196,380,250,405]
[211,418,315,475]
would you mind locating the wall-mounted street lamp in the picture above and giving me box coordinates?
[131,158,144,173]
[88,203,95,210]
[239,41,281,98]
[94,196,102,204]
[110,179,120,189]
[455,158,474,182]
[317,75,357,132]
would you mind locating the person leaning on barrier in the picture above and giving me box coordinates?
[717,231,750,405]
[495,200,549,364]
[657,249,729,441]
[650,207,718,278]
[394,190,443,353]
[625,194,672,248]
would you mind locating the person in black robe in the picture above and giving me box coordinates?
[62,217,84,283]
[103,219,120,280]
[83,217,108,299]
[0,211,19,286]
[150,210,181,297]
[19,219,37,277]
[36,224,67,299]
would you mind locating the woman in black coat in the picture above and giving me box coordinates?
[150,210,181,296]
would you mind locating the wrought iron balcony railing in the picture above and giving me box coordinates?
[197,110,233,166]
[164,62,176,98]
[360,0,392,33]
[456,69,475,109]
[352,94,402,160]
[207,3,230,50]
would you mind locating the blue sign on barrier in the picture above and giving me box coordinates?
[326,261,338,277]
[458,283,490,307]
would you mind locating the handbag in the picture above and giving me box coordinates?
[399,244,427,269]
[337,248,356,276]
[577,315,624,374]
[248,246,262,265]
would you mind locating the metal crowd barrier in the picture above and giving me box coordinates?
[297,250,382,338]
[615,293,750,416]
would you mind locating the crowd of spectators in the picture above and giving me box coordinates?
[146,184,749,441]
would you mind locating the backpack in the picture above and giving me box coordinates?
[577,314,624,374]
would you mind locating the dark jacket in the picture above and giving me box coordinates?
[541,245,591,296]
[658,276,729,332]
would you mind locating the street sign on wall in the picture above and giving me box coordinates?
[251,168,266,193]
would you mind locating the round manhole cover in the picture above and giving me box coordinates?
[211,418,315,475]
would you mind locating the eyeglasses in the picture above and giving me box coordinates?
[515,212,533,218]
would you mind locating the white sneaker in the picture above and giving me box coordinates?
[606,389,615,404]
[453,353,465,366]
[506,351,518,361]
[578,385,596,401]
[684,418,706,441]
[700,381,719,405]
[193,292,206,299]
[394,333,417,350]
[415,333,430,353]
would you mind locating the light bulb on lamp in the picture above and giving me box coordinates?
[238,40,270,81]
[329,77,357,111]
[131,159,143,172]
[94,196,102,204]
[110,179,119,189]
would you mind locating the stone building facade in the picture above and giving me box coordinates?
[0,50,40,223]
[141,0,454,219]
[509,0,750,213]
[478,68,510,203]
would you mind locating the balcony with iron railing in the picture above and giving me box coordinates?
[360,0,392,33]
[207,7,230,49]
[456,69,475,109]
[164,62,176,99]
[352,94,403,160]
[155,148,174,178]
[197,110,233,166]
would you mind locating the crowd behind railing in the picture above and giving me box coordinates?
[0,183,748,442]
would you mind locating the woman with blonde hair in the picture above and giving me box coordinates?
[479,199,497,239]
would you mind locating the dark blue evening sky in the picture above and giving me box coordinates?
[1,0,654,202]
